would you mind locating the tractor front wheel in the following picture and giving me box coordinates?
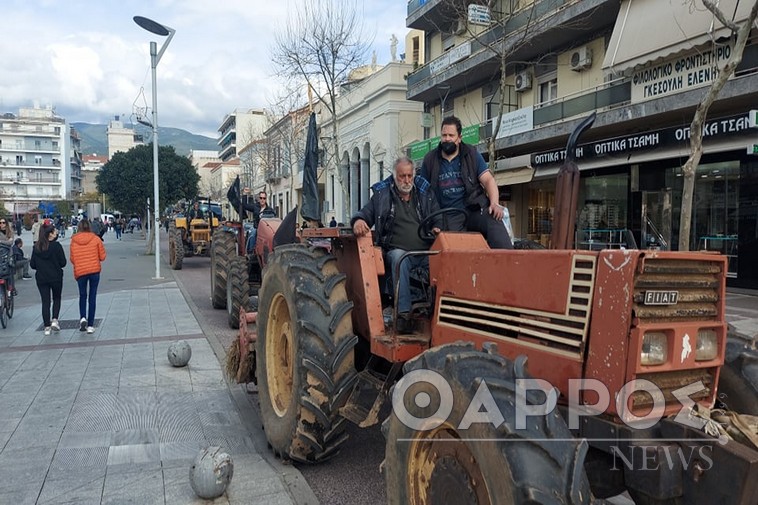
[211,229,235,309]
[383,343,592,505]
[256,244,357,463]
[168,223,184,270]
[226,255,249,329]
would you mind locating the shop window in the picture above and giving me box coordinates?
[576,173,633,249]
[689,161,740,277]
[527,180,554,247]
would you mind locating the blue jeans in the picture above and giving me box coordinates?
[77,273,100,326]
[246,228,257,253]
[385,249,428,315]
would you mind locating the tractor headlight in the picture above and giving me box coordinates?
[696,329,718,361]
[641,332,668,365]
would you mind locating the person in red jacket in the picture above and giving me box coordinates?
[70,219,106,333]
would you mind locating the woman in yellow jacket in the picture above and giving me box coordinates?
[70,219,106,333]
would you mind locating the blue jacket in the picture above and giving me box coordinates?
[350,175,441,250]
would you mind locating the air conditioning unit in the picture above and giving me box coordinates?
[515,71,532,92]
[570,46,593,71]
[454,17,467,35]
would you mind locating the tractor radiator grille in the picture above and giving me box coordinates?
[631,369,715,410]
[437,255,596,358]
[633,259,722,323]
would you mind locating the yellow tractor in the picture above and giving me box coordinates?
[168,199,220,270]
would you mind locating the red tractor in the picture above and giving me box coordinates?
[225,118,758,504]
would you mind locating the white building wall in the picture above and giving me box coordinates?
[318,62,424,223]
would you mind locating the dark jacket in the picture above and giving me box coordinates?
[350,175,441,250]
[421,142,489,210]
[12,244,24,262]
[30,241,67,283]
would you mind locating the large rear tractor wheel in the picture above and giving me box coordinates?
[210,229,235,309]
[168,223,184,270]
[256,244,357,463]
[383,343,592,505]
[226,255,249,329]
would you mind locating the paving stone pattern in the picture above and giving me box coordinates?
[0,283,294,505]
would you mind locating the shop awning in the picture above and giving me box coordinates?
[494,156,534,185]
[602,0,752,72]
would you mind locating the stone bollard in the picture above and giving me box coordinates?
[189,446,234,499]
[167,340,192,367]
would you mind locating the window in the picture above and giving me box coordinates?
[35,140,41,149]
[539,74,558,104]
[484,84,518,123]
[35,156,42,165]
[52,141,58,149]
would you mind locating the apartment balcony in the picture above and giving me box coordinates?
[0,175,60,184]
[406,0,617,103]
[218,142,237,162]
[407,0,462,31]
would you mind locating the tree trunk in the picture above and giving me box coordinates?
[145,209,155,255]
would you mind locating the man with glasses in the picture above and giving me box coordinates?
[246,191,277,253]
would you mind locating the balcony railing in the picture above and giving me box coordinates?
[480,78,631,139]
[406,0,581,90]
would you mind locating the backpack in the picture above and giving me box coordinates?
[0,242,14,277]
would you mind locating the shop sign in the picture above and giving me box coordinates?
[468,4,491,26]
[631,40,733,102]
[495,106,534,139]
[429,42,472,76]
[408,124,481,161]
[532,112,752,167]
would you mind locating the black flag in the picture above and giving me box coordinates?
[300,112,320,222]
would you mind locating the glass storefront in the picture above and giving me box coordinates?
[521,152,758,287]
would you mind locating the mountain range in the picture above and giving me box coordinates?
[73,122,218,157]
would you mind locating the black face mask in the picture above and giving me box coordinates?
[440,141,457,155]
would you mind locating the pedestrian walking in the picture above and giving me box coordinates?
[114,218,123,240]
[30,224,67,336]
[31,215,41,245]
[70,219,106,334]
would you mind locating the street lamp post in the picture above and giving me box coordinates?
[133,15,175,280]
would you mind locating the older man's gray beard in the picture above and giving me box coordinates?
[396,181,413,195]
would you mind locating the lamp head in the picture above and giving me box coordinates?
[134,16,170,36]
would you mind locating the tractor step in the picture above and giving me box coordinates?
[339,363,402,428]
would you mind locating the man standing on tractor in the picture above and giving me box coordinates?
[421,115,512,249]
[246,191,277,253]
[351,157,441,334]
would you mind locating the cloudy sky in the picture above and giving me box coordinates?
[0,0,409,137]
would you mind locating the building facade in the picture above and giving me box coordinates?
[259,106,311,221]
[217,108,269,162]
[0,105,69,215]
[406,0,758,288]
[106,115,142,159]
[81,154,108,195]
[189,149,221,197]
[319,61,426,223]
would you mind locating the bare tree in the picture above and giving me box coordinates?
[678,0,758,250]
[442,1,554,166]
[271,0,371,219]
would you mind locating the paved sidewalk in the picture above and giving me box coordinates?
[0,282,296,504]
[726,288,758,342]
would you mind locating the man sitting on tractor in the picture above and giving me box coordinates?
[351,156,441,334]
[189,201,205,220]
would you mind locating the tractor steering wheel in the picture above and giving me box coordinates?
[417,207,468,241]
